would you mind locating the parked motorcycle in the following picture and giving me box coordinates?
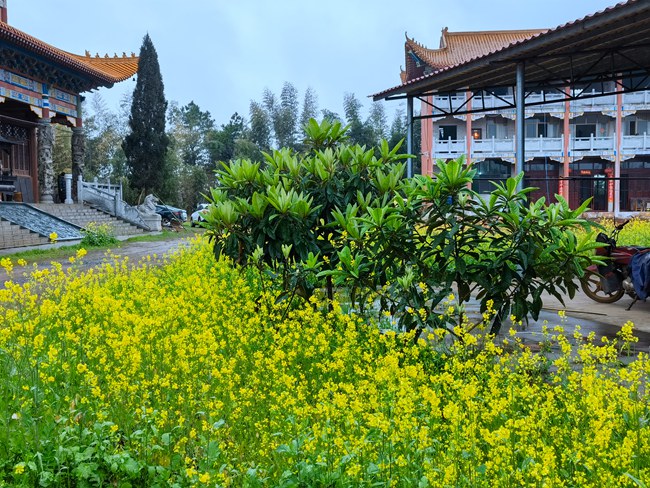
[581,220,650,309]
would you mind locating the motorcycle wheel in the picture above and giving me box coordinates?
[581,269,625,303]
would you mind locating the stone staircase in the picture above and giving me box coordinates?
[0,219,50,249]
[33,203,146,237]
[0,202,147,251]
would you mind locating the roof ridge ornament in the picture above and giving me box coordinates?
[0,0,7,24]
[440,27,449,49]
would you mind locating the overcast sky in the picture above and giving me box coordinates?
[11,0,616,125]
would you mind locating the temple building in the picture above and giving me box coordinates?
[374,1,650,216]
[0,0,138,203]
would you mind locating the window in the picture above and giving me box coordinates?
[526,120,548,138]
[438,125,457,141]
[575,124,596,138]
[629,120,638,136]
[486,119,498,139]
[628,120,648,136]
[472,159,511,193]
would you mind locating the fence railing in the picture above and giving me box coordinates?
[78,176,151,230]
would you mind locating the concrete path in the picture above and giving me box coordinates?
[0,234,192,286]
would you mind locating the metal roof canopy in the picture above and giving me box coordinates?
[373,0,650,182]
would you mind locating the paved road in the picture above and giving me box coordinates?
[1,234,649,350]
[0,234,192,286]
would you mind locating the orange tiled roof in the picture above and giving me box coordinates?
[69,52,139,83]
[405,28,547,78]
[0,21,138,87]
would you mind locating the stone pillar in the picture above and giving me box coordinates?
[64,173,73,204]
[37,119,55,203]
[71,127,85,202]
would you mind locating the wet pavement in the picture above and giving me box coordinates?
[0,234,193,286]
[464,289,650,352]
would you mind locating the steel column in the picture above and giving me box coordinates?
[614,78,622,216]
[515,62,525,190]
[406,96,413,178]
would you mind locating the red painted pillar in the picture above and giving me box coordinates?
[465,91,472,167]
[561,86,571,202]
[614,77,622,215]
[421,96,433,176]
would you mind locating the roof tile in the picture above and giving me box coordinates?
[0,21,138,87]
[405,28,546,79]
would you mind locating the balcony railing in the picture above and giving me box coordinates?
[431,135,623,159]
[430,89,650,115]
[524,92,565,111]
[433,134,650,159]
[570,89,616,111]
[621,133,650,155]
[432,94,467,113]
[523,136,563,156]
[434,138,466,154]
[471,137,515,155]
[623,91,650,106]
[571,135,615,152]
[472,94,515,114]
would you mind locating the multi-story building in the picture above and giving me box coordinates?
[385,19,650,215]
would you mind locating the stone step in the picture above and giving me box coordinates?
[0,219,50,250]
[33,203,145,236]
[0,203,84,240]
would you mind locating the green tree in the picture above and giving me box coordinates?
[52,124,72,177]
[299,87,319,132]
[208,113,246,165]
[321,108,342,123]
[343,93,373,147]
[388,109,422,175]
[168,101,215,167]
[122,34,169,200]
[178,164,211,213]
[275,82,300,149]
[249,100,271,153]
[366,101,387,146]
[83,94,128,180]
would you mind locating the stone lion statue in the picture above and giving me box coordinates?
[137,194,159,216]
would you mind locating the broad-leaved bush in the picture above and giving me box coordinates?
[205,119,601,335]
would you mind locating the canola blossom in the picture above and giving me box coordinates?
[0,237,649,486]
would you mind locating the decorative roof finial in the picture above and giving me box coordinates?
[0,0,7,24]
[440,27,449,49]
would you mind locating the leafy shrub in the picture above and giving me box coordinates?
[204,119,600,335]
[81,222,119,247]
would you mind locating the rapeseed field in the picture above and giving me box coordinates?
[0,237,648,486]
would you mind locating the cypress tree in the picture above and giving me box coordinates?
[123,34,169,198]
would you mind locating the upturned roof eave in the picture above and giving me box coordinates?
[373,0,646,101]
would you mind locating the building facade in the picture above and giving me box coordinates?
[406,29,650,214]
[0,1,138,203]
